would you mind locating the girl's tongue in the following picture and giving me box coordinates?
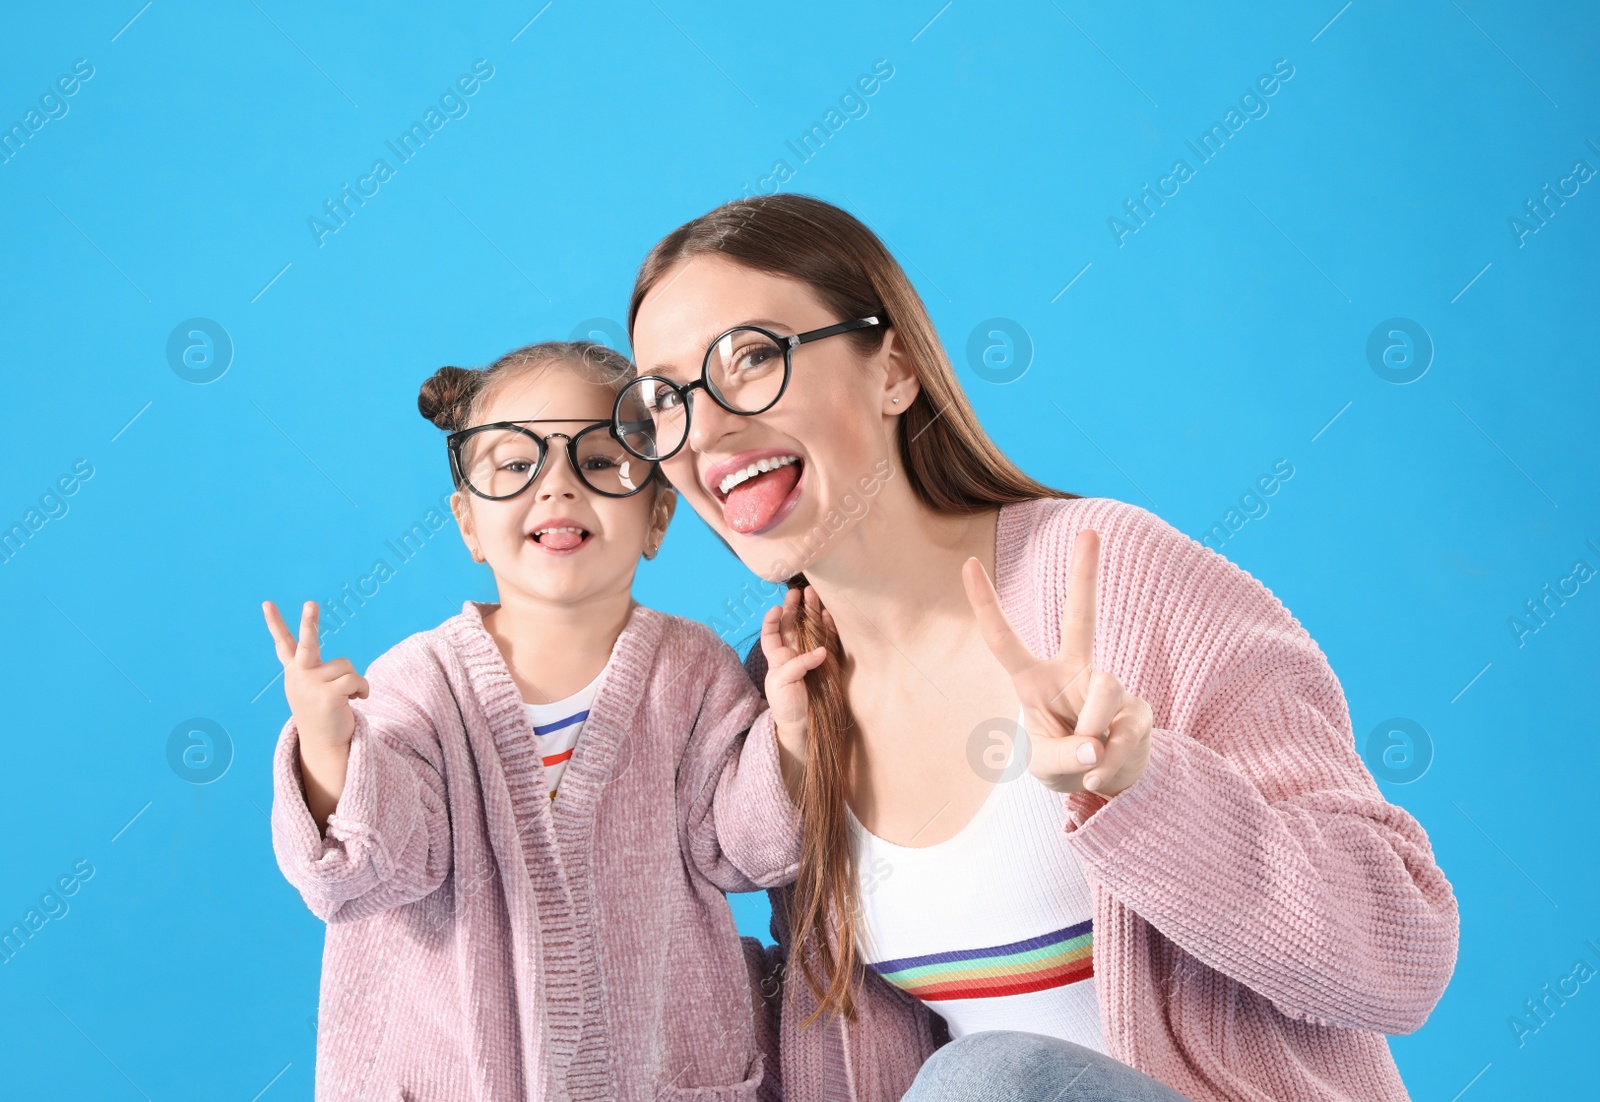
[540,529,586,551]
[723,463,801,535]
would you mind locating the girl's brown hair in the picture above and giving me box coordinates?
[419,339,669,498]
[419,339,633,436]
[627,194,1079,1023]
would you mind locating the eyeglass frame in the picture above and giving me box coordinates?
[610,314,890,462]
[446,418,659,501]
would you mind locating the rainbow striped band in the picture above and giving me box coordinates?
[868,919,1093,1001]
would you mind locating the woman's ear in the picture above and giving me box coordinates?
[878,327,920,411]
[644,485,676,560]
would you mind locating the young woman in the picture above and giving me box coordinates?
[264,340,825,1101]
[611,195,1460,1101]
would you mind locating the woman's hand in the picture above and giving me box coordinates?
[759,585,831,799]
[263,599,371,829]
[961,529,1153,797]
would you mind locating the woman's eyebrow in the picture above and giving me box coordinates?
[647,318,798,378]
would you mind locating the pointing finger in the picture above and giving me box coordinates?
[262,601,297,666]
[1059,529,1100,673]
[962,557,1037,675]
[297,600,322,668]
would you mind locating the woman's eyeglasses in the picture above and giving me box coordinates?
[610,314,889,462]
[446,419,658,500]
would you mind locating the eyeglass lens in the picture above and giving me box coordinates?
[457,426,650,498]
[615,327,788,459]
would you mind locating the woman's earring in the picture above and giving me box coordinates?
[891,396,901,404]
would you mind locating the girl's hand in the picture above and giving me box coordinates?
[961,529,1153,797]
[264,600,370,831]
[760,586,831,792]
[262,600,370,749]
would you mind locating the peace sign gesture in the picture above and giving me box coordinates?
[262,599,369,750]
[962,529,1153,796]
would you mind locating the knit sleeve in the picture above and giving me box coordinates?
[1051,503,1459,1035]
[270,643,453,923]
[677,631,802,893]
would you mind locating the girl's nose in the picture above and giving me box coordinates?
[534,447,583,498]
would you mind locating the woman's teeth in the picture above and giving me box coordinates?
[718,455,800,497]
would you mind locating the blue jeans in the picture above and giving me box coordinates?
[901,1031,1193,1102]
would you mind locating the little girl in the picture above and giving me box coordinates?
[263,340,824,1102]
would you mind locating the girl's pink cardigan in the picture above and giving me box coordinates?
[752,495,1460,1102]
[271,599,799,1101]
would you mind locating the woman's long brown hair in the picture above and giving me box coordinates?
[627,194,1079,1023]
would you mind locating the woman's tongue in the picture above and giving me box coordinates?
[723,464,801,535]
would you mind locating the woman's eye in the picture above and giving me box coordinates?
[734,345,778,371]
[655,391,683,414]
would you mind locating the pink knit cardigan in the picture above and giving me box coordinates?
[753,495,1460,1102]
[270,599,799,1101]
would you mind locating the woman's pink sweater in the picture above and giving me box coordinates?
[270,600,800,1101]
[754,495,1460,1102]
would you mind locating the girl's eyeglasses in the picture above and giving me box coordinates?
[610,314,889,462]
[446,419,658,500]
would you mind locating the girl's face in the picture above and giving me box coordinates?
[631,255,914,582]
[451,366,672,607]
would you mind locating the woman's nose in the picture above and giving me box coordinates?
[686,390,745,454]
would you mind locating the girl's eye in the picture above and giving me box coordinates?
[582,456,618,471]
[501,458,533,474]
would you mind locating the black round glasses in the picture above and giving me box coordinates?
[610,314,889,462]
[446,419,659,500]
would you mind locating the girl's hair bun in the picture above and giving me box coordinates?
[417,365,482,431]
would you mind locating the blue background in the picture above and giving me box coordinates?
[1,1,1596,1098]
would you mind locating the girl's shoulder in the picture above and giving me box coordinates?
[613,605,764,730]
[350,601,507,693]
[641,605,754,683]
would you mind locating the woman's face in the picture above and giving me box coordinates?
[451,367,672,606]
[631,255,914,581]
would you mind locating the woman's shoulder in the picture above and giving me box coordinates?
[1005,495,1315,658]
[1004,494,1191,563]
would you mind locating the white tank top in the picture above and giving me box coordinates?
[847,711,1106,1049]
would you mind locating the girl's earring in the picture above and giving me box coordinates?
[471,546,485,564]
